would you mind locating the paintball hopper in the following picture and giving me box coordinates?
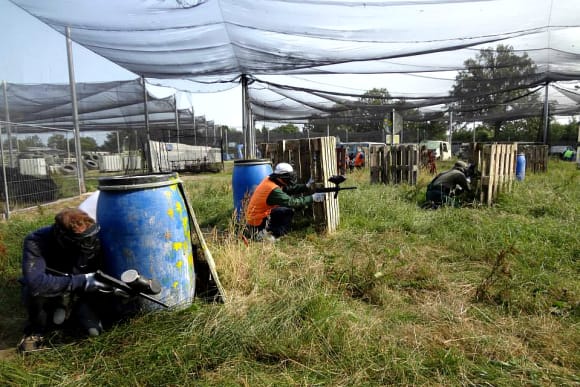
[315,175,357,199]
[328,175,347,185]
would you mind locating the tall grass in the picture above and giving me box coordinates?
[0,160,578,386]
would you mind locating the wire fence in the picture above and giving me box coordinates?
[0,127,390,219]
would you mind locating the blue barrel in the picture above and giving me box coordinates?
[516,153,526,181]
[96,173,195,309]
[232,159,273,218]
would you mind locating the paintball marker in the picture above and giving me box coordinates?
[314,175,357,199]
[46,267,168,308]
[94,270,168,308]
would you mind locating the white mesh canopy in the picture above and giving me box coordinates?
[7,0,580,124]
[0,79,200,132]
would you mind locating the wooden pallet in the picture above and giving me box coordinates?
[273,137,340,234]
[368,144,419,185]
[476,143,517,205]
[258,142,278,164]
[519,144,548,173]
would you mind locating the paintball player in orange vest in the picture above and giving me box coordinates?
[354,149,365,169]
[245,163,326,241]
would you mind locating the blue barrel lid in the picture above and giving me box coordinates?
[98,173,182,191]
[233,159,272,166]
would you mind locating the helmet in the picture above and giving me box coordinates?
[274,163,294,175]
[454,160,468,173]
[271,163,297,186]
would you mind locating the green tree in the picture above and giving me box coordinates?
[271,123,299,134]
[550,118,579,143]
[100,130,140,153]
[78,136,98,152]
[451,44,540,138]
[354,88,391,132]
[18,135,45,149]
[47,133,69,150]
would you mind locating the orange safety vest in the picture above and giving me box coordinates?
[354,152,364,167]
[245,178,280,226]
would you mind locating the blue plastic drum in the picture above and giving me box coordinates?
[97,173,195,309]
[516,153,526,181]
[232,159,273,219]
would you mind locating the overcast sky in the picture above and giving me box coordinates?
[0,0,243,129]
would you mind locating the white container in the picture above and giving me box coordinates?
[19,158,47,176]
[99,155,123,172]
[123,155,142,170]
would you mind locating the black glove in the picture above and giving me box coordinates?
[84,273,114,293]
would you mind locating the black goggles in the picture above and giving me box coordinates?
[56,223,101,250]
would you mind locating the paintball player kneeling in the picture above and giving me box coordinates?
[17,208,118,353]
[425,160,474,207]
[245,162,326,241]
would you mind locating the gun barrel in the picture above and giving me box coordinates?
[96,270,169,308]
[315,186,357,193]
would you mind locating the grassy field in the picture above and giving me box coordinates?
[0,159,578,386]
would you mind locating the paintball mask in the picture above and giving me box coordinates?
[55,222,101,254]
[278,172,297,186]
[271,163,297,186]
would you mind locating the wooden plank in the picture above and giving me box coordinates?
[486,144,496,205]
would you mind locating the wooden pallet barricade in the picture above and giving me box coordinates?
[476,143,517,205]
[518,144,548,173]
[272,136,340,234]
[369,144,419,185]
[258,142,278,164]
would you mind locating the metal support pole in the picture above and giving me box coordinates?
[2,81,14,168]
[326,118,330,137]
[448,109,453,145]
[241,74,255,159]
[192,111,197,145]
[116,130,121,154]
[0,121,10,219]
[65,27,86,194]
[175,95,180,167]
[542,82,550,144]
[141,76,153,172]
[224,126,229,159]
[391,108,396,145]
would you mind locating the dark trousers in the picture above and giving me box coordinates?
[23,289,111,336]
[268,207,294,237]
[426,187,447,204]
[245,207,295,239]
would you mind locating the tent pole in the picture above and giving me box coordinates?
[0,118,10,219]
[250,111,255,158]
[141,76,153,173]
[241,74,254,159]
[242,74,248,159]
[391,108,396,145]
[542,82,550,144]
[448,108,453,146]
[2,81,14,168]
[175,95,180,168]
[65,27,86,194]
[192,110,197,145]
